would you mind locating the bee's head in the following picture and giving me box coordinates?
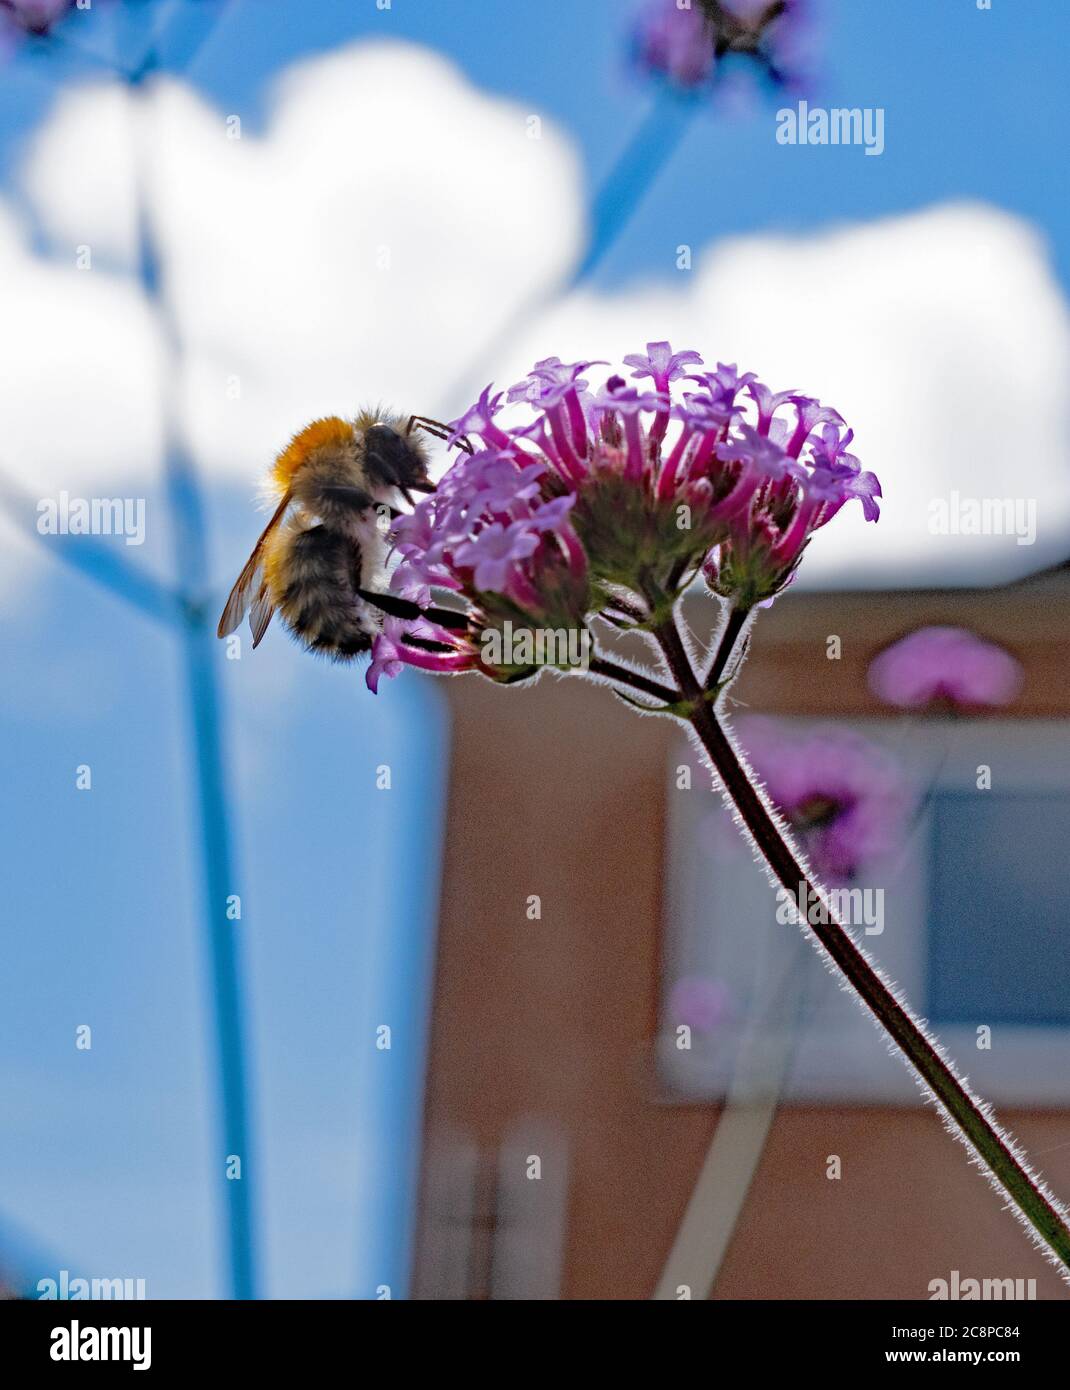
[361,421,434,500]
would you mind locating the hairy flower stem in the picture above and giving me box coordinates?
[651,607,1070,1273]
[705,602,751,689]
[590,655,679,706]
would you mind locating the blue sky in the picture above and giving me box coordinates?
[1,0,1067,1301]
[4,0,1069,291]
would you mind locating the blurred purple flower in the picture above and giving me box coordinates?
[1,0,71,33]
[868,627,1024,712]
[634,0,716,90]
[667,975,733,1035]
[1,0,71,56]
[740,718,913,882]
[632,0,812,94]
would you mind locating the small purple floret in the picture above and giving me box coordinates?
[868,627,1023,712]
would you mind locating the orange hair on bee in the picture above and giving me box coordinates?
[271,416,354,492]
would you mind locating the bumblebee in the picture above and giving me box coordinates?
[218,410,466,659]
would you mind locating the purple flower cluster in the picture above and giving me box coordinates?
[738,718,913,883]
[632,0,810,94]
[868,627,1024,713]
[633,0,719,90]
[370,342,879,690]
[0,0,72,52]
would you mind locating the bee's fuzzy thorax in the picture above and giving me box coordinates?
[271,416,355,492]
[353,405,400,435]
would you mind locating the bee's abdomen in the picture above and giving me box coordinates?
[269,522,375,661]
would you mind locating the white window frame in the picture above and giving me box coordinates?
[658,719,1070,1106]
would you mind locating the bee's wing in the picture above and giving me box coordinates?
[248,582,275,649]
[217,492,292,641]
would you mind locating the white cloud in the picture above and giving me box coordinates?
[3,40,1068,596]
[501,203,1070,588]
[0,200,163,496]
[17,40,584,496]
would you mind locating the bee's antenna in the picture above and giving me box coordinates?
[406,415,475,456]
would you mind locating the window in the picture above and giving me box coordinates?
[929,792,1070,1028]
[659,720,1070,1105]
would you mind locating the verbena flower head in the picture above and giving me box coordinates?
[632,0,811,94]
[1,0,72,53]
[738,718,912,883]
[868,626,1024,713]
[370,343,879,690]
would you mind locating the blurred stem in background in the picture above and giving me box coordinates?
[0,472,182,622]
[445,84,699,409]
[446,0,804,409]
[0,0,258,1300]
[122,0,258,1303]
[653,927,810,1300]
[571,85,699,286]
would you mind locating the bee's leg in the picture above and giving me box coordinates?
[357,587,470,632]
[405,414,447,439]
[406,415,475,456]
[421,604,471,631]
